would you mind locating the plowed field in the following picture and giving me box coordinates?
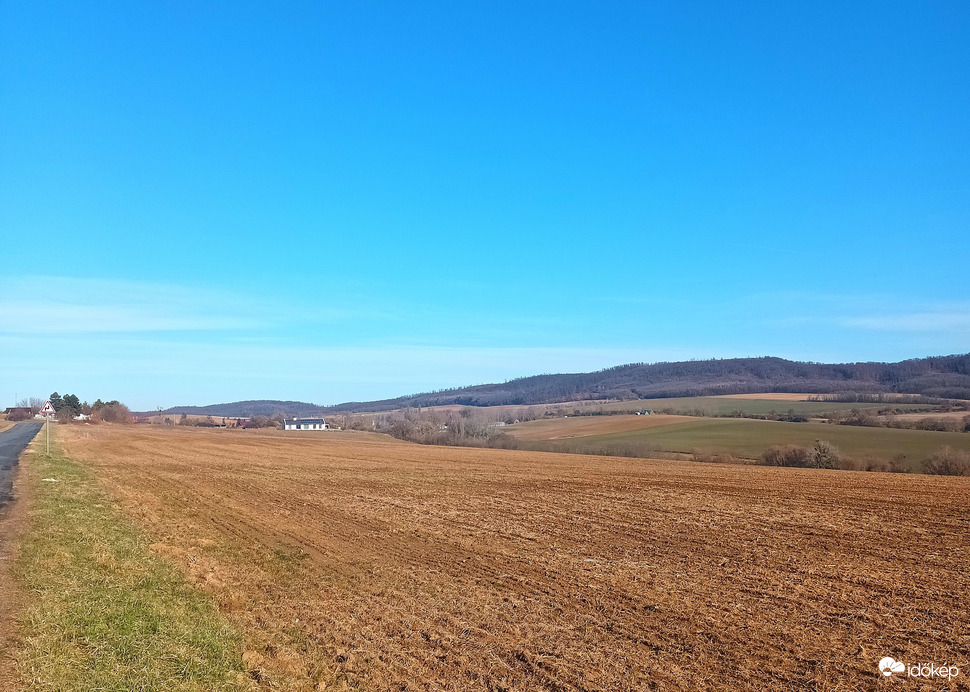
[56,426,970,691]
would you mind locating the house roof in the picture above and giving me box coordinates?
[283,418,326,425]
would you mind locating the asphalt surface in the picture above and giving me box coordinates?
[0,422,43,506]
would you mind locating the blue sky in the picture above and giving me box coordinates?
[2,2,968,410]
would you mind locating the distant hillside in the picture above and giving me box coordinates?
[155,354,970,417]
[159,399,325,418]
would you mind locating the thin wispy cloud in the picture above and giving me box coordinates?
[0,276,263,334]
[0,301,262,334]
[0,275,636,344]
[2,275,967,408]
[744,291,970,335]
[0,276,372,335]
[0,273,694,407]
[842,312,970,332]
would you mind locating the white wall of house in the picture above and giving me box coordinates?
[283,420,328,431]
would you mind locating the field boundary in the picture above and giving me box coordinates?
[12,432,247,691]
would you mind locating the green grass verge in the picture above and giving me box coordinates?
[14,439,245,691]
[524,418,970,469]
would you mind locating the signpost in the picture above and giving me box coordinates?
[41,400,55,456]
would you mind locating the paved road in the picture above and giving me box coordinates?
[0,422,43,506]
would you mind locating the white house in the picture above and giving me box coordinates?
[283,417,328,431]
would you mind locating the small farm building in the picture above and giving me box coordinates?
[283,417,328,431]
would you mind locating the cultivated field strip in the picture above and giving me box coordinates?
[58,426,970,691]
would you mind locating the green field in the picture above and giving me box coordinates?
[521,418,970,469]
[594,397,934,417]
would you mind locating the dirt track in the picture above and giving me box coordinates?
[57,425,970,691]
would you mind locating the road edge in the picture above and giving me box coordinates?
[0,423,42,689]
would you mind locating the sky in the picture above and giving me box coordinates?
[1,1,968,410]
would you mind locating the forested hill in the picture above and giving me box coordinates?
[156,354,970,417]
[158,399,324,418]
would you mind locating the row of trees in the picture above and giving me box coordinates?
[51,393,131,423]
[6,395,46,420]
[830,409,970,432]
[353,407,521,449]
[327,404,571,437]
[169,414,280,428]
[758,440,970,476]
[7,394,130,423]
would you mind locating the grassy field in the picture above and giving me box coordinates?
[594,396,934,417]
[508,416,970,467]
[50,424,970,690]
[507,413,694,441]
[13,432,244,690]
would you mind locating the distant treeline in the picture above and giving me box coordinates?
[832,410,970,432]
[153,353,970,417]
[758,442,970,476]
[8,393,130,423]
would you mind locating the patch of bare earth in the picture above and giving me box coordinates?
[57,425,970,691]
[884,411,970,422]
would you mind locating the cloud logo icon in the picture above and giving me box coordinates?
[879,657,905,677]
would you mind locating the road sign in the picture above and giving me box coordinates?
[41,400,56,456]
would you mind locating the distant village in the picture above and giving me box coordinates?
[3,396,334,432]
[4,405,337,432]
[148,415,331,431]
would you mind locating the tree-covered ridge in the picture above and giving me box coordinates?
[155,354,970,417]
[159,400,327,418]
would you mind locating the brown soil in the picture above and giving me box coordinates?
[506,414,692,440]
[56,425,970,691]
[884,411,970,422]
